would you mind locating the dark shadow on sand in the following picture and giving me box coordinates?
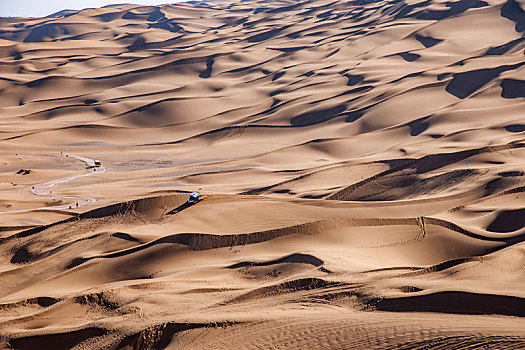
[167,202,191,215]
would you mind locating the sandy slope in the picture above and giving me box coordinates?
[0,0,525,348]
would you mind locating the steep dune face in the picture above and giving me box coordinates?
[1,0,525,348]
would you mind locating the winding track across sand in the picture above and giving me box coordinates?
[0,154,106,214]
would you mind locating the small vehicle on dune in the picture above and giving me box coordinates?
[187,191,202,205]
[94,160,102,167]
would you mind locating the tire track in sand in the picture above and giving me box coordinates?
[0,154,106,214]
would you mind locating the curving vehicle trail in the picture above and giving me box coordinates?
[0,154,106,214]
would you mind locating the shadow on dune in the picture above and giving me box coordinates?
[344,109,365,123]
[247,26,290,42]
[329,168,477,201]
[482,174,522,196]
[345,74,365,86]
[414,33,443,48]
[328,141,525,201]
[501,0,525,32]
[407,116,430,136]
[0,296,60,309]
[199,55,215,78]
[266,2,305,14]
[148,20,183,33]
[166,202,191,215]
[93,11,123,22]
[45,9,78,18]
[10,247,34,264]
[116,322,209,350]
[505,124,525,132]
[11,233,101,264]
[227,253,324,269]
[128,36,147,51]
[486,208,525,233]
[226,278,338,304]
[500,79,525,98]
[23,23,70,42]
[375,291,525,317]
[120,7,166,22]
[445,63,525,99]
[395,256,485,277]
[486,37,525,55]
[398,52,421,62]
[268,46,310,53]
[112,232,139,242]
[10,328,108,350]
[290,104,347,126]
[24,75,67,88]
[415,0,488,20]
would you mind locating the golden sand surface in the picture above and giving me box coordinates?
[0,0,524,348]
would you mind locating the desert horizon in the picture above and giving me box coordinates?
[0,0,524,348]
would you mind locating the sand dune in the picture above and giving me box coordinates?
[1,0,525,348]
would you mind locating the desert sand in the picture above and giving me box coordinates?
[0,0,524,348]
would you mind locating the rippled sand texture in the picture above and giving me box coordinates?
[0,0,525,348]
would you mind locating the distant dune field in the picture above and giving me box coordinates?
[0,0,524,348]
